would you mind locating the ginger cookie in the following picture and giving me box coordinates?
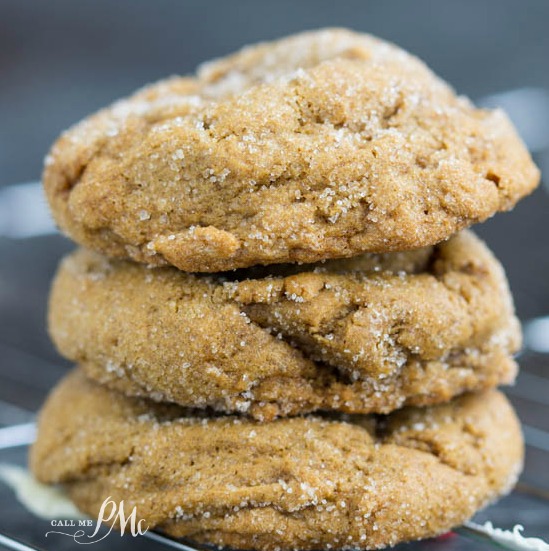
[43,29,539,272]
[49,231,520,420]
[30,369,524,551]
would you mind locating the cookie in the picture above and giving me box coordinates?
[30,369,523,551]
[43,29,539,272]
[49,231,520,420]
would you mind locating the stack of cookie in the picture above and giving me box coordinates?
[31,30,539,550]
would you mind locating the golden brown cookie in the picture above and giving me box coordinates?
[49,231,520,420]
[30,369,524,551]
[43,29,539,272]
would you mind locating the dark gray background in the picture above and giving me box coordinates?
[0,1,548,548]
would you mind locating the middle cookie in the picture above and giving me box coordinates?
[49,231,520,420]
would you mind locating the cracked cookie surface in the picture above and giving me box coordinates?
[30,369,523,551]
[49,231,520,419]
[43,28,539,272]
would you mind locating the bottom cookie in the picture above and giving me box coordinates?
[31,369,523,551]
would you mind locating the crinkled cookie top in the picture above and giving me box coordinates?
[44,28,539,272]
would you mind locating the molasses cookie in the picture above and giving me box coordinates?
[43,29,539,272]
[30,369,524,551]
[49,231,520,420]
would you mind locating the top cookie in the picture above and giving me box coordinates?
[44,29,539,272]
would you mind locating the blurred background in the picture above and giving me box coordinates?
[0,1,548,549]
